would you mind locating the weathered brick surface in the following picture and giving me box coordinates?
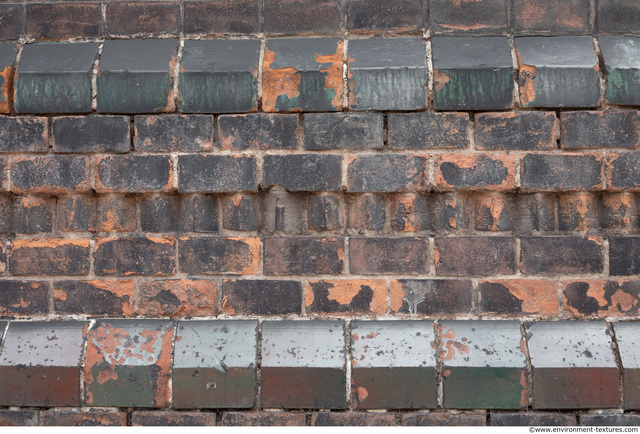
[350,237,429,274]
[513,0,590,34]
[0,44,16,114]
[221,412,305,426]
[475,112,558,151]
[220,114,298,150]
[389,112,469,150]
[135,115,214,152]
[132,411,216,426]
[610,237,640,275]
[0,5,23,41]
[598,0,640,33]
[0,280,49,316]
[346,0,423,33]
[263,0,340,35]
[308,195,343,231]
[105,2,179,37]
[0,116,48,153]
[491,412,576,426]
[40,410,127,427]
[311,412,395,426]
[402,412,486,426]
[580,414,640,426]
[433,154,516,191]
[178,155,257,193]
[26,3,100,40]
[221,279,301,315]
[478,279,558,316]
[94,237,176,276]
[474,194,514,231]
[562,111,640,149]
[52,116,130,153]
[305,113,383,150]
[12,156,90,194]
[222,194,262,231]
[183,0,259,35]
[390,279,472,315]
[96,155,173,193]
[306,279,387,315]
[521,154,603,191]
[564,280,640,317]
[263,154,342,192]
[391,194,429,232]
[10,239,90,276]
[435,237,516,276]
[138,279,217,317]
[348,155,428,193]
[347,194,386,231]
[264,236,343,275]
[430,0,508,35]
[140,195,218,233]
[179,237,260,274]
[12,196,53,234]
[54,280,134,316]
[607,153,640,190]
[557,193,598,231]
[520,237,604,274]
[0,410,38,426]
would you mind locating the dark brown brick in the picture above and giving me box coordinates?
[10,239,89,276]
[0,195,10,233]
[475,112,558,150]
[562,110,640,149]
[0,410,37,427]
[435,237,516,276]
[434,154,516,191]
[132,411,216,426]
[0,280,48,317]
[558,193,599,231]
[390,279,473,315]
[179,237,260,275]
[388,112,469,150]
[563,280,640,317]
[137,279,216,317]
[491,412,576,426]
[431,193,471,232]
[222,280,302,315]
[347,194,386,231]
[310,412,395,426]
[478,279,558,316]
[40,411,127,427]
[390,194,429,232]
[12,196,53,234]
[264,0,341,35]
[350,237,429,274]
[105,2,179,37]
[54,280,134,316]
[347,0,424,33]
[513,0,589,34]
[520,236,604,274]
[12,156,90,194]
[94,237,176,276]
[601,193,639,230]
[348,155,428,193]
[26,3,100,39]
[0,4,24,41]
[610,237,640,275]
[402,412,486,426]
[264,237,344,275]
[221,412,305,426]
[97,196,137,232]
[430,0,508,35]
[134,115,214,153]
[57,196,97,233]
[184,0,259,35]
[520,193,556,232]
[306,279,387,315]
[52,116,130,154]
[474,194,515,231]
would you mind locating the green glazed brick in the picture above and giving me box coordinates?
[600,36,640,106]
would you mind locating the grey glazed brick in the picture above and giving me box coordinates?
[52,116,130,153]
[515,36,599,108]
[15,42,98,114]
[304,113,383,150]
[600,36,640,106]
[348,38,427,111]
[179,40,260,113]
[263,154,342,192]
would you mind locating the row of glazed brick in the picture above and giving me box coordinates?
[0,319,636,411]
[0,0,638,41]
[4,35,640,114]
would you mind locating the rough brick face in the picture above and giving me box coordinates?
[475,112,558,150]
[54,280,134,316]
[520,237,604,274]
[135,115,214,152]
[350,237,429,274]
[10,239,90,276]
[264,237,344,275]
[435,237,516,276]
[222,280,302,315]
[179,237,260,274]
[12,157,90,194]
[105,2,179,37]
[183,0,259,35]
[96,155,173,193]
[94,237,176,276]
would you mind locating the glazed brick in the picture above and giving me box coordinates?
[558,193,598,231]
[388,112,469,150]
[222,280,302,315]
[350,237,429,275]
[178,155,257,193]
[0,44,16,114]
[138,279,216,317]
[263,0,340,35]
[602,193,639,230]
[52,116,130,154]
[347,0,424,33]
[10,239,89,276]
[0,4,24,41]
[521,237,603,274]
[55,194,96,230]
[0,116,48,153]
[140,195,218,233]
[563,280,640,317]
[390,279,473,315]
[597,0,640,33]
[347,155,428,193]
[304,113,383,150]
[562,111,640,149]
[179,237,260,274]
[40,410,126,427]
[308,195,342,231]
[474,194,514,231]
[12,196,53,234]
[478,279,558,316]
[611,323,640,409]
[311,413,395,426]
[347,194,386,231]
[391,194,429,232]
[183,0,259,35]
[222,194,262,231]
[402,412,486,426]
[132,412,216,427]
[96,155,173,193]
[610,237,640,275]
[607,153,640,190]
[475,112,558,151]
[12,156,89,194]
[600,36,640,105]
[435,237,516,276]
[264,236,343,275]
[0,410,37,427]
[581,414,640,426]
[97,196,137,232]
[105,2,179,37]
[513,0,589,34]
[263,154,342,192]
[94,237,176,276]
[221,412,305,426]
[430,0,508,35]
[135,115,214,152]
[0,280,49,317]
[219,114,298,150]
[26,3,100,39]
[306,279,387,315]
[521,154,603,191]
[54,280,134,316]
[491,413,576,426]
[434,154,516,191]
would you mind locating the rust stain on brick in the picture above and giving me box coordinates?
[262,48,301,112]
[517,50,536,106]
[433,68,450,92]
[220,294,235,314]
[315,40,343,110]
[0,64,12,114]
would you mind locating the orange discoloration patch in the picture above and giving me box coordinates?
[587,236,603,246]
[0,63,12,114]
[356,387,369,402]
[443,369,452,377]
[517,49,537,106]
[389,280,404,312]
[140,330,159,354]
[146,236,175,246]
[393,196,418,232]
[485,279,558,315]
[138,279,217,317]
[20,196,45,209]
[434,154,516,191]
[564,279,640,317]
[229,237,260,275]
[477,195,505,231]
[315,40,344,110]
[232,194,243,207]
[433,69,450,92]
[559,193,594,231]
[603,194,634,227]
[85,280,135,316]
[12,238,90,249]
[165,52,178,113]
[97,368,118,384]
[262,48,301,112]
[305,286,315,307]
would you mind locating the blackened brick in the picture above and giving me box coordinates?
[179,237,260,274]
[306,279,387,315]
[390,279,473,315]
[137,279,217,317]
[492,413,576,426]
[57,196,97,232]
[305,113,383,150]
[12,156,89,194]
[0,280,48,316]
[474,194,515,231]
[105,2,179,37]
[94,237,176,276]
[0,410,37,427]
[12,196,53,234]
[558,193,599,231]
[430,0,508,34]
[478,279,558,316]
[513,0,589,34]
[183,0,259,35]
[308,195,342,231]
[219,114,298,150]
[521,154,603,190]
[602,193,639,230]
[348,194,386,231]
[222,280,302,315]
[221,412,305,426]
[134,115,213,152]
[521,236,604,274]
[10,239,90,276]
[264,237,344,275]
[598,0,640,33]
[0,195,10,232]
[562,111,640,149]
[391,194,429,232]
[348,155,428,193]
[388,112,469,150]
[435,237,516,276]
[223,194,262,231]
[97,196,137,232]
[350,237,429,274]
[52,116,130,153]
[26,3,100,39]
[434,154,516,191]
[40,411,127,427]
[431,193,470,232]
[347,0,423,33]
[0,4,24,41]
[264,0,340,34]
[264,154,342,192]
[54,280,134,316]
[402,413,486,426]
[607,153,640,190]
[0,117,47,153]
[96,155,173,193]
[563,280,640,317]
[140,195,218,233]
[475,112,558,150]
[580,414,640,426]
[178,155,257,193]
[132,411,216,427]
[520,193,556,232]
[610,237,640,275]
[310,413,395,426]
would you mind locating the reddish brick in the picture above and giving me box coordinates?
[96,155,174,193]
[306,279,387,315]
[54,280,134,316]
[402,412,486,426]
[105,2,179,37]
[558,193,599,231]
[601,193,638,230]
[563,280,640,316]
[12,156,90,194]
[0,410,37,427]
[350,237,429,274]
[184,0,259,35]
[475,112,558,151]
[10,239,90,276]
[138,279,217,317]
[0,4,24,41]
[478,279,559,316]
[521,153,603,191]
[264,0,340,34]
[311,412,395,426]
[26,3,100,39]
[347,194,386,231]
[434,154,516,191]
[347,0,424,33]
[0,280,49,317]
[97,196,137,232]
[435,237,516,276]
[132,411,216,426]
[430,0,508,35]
[264,237,343,275]
[94,237,176,276]
[513,0,589,34]
[179,237,260,275]
[474,194,515,231]
[390,279,473,315]
[40,411,127,427]
[520,236,604,274]
[221,412,305,426]
[57,196,97,233]
[222,280,301,315]
[12,196,54,234]
[391,194,429,232]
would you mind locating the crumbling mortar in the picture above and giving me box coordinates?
[607,322,626,409]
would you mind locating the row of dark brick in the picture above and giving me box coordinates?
[1,0,639,42]
[3,35,640,114]
[0,319,636,411]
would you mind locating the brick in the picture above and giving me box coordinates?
[85,319,174,408]
[40,410,126,427]
[347,155,428,193]
[474,194,514,231]
[52,116,130,153]
[0,280,48,316]
[390,279,473,315]
[513,0,589,34]
[558,193,598,231]
[138,279,216,317]
[12,156,89,194]
[180,40,259,113]
[26,3,100,39]
[388,112,469,150]
[520,193,556,232]
[261,321,346,409]
[12,196,53,234]
[475,112,558,150]
[264,0,340,35]
[140,195,218,233]
[347,0,423,33]
[402,412,486,426]
[610,323,640,409]
[0,43,16,114]
[304,113,383,150]
[263,192,304,234]
[348,38,427,111]
[0,195,10,232]
[97,39,179,114]
[526,321,618,409]
[0,322,87,407]
[105,2,179,37]
[434,154,516,191]
[391,194,428,232]
[0,410,37,427]
[347,194,386,231]
[491,413,576,426]
[223,194,262,231]
[264,236,343,275]
[563,280,640,317]
[521,236,603,274]
[221,280,301,315]
[562,111,640,149]
[430,0,508,34]
[602,193,639,230]
[306,279,387,315]
[581,414,640,426]
[351,320,436,409]
[96,155,173,193]
[264,154,342,192]
[432,37,513,110]
[10,239,89,276]
[220,114,298,150]
[263,38,343,112]
[308,195,342,231]
[173,320,257,409]
[607,153,640,191]
[440,320,527,409]
[0,5,24,41]
[0,116,48,153]
[311,412,395,426]
[610,237,640,275]
[431,193,470,232]
[94,237,175,276]
[134,115,213,152]
[54,280,134,316]
[598,0,640,33]
[97,196,137,232]
[521,154,603,191]
[516,36,599,108]
[179,237,259,275]
[178,155,257,193]
[132,412,216,426]
[600,36,640,105]
[350,237,429,274]
[478,279,558,316]
[183,0,259,35]
[435,237,516,276]
[221,412,305,426]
